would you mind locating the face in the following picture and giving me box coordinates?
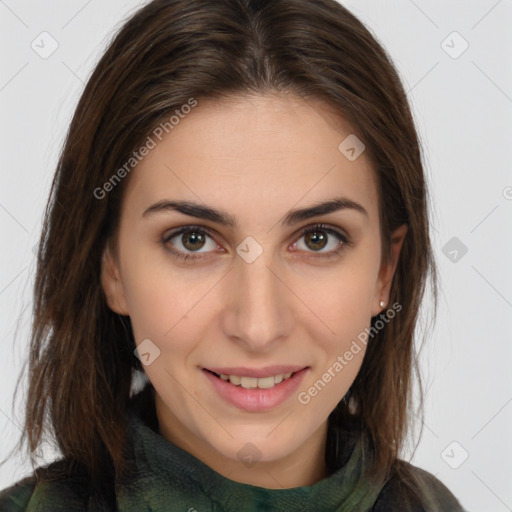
[101,93,406,486]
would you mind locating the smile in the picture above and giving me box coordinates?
[202,366,309,412]
[208,370,296,389]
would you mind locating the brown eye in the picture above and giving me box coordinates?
[163,226,219,259]
[304,230,328,251]
[294,223,350,258]
[181,231,207,251]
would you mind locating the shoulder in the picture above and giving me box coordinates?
[0,474,36,512]
[372,459,466,512]
[0,459,104,511]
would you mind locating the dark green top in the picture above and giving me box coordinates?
[0,384,465,511]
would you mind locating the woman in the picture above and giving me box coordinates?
[0,0,465,510]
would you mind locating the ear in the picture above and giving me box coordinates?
[372,224,408,316]
[100,244,129,316]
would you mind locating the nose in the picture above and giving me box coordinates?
[221,247,294,352]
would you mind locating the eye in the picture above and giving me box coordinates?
[162,225,220,261]
[161,223,350,263]
[292,223,350,258]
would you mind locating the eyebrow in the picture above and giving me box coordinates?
[142,197,368,227]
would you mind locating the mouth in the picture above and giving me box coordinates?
[204,368,300,390]
[201,366,310,412]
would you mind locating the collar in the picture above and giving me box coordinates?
[116,383,385,512]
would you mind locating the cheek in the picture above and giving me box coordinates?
[296,279,371,412]
[296,260,377,401]
[300,263,376,333]
[120,256,217,358]
[123,275,167,335]
[118,233,178,325]
[118,247,174,342]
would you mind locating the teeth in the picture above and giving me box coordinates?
[240,376,258,388]
[256,376,275,389]
[218,372,295,389]
[229,375,241,386]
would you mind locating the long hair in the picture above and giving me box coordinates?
[3,0,436,504]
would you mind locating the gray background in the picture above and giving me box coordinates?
[1,1,511,510]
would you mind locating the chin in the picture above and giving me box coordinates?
[211,424,311,464]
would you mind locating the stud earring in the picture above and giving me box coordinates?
[379,300,386,308]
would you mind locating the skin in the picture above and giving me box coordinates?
[101,92,407,489]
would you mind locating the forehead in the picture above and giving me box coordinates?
[121,93,380,223]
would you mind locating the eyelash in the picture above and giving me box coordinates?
[161,223,351,263]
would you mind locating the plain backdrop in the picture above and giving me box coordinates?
[1,1,511,510]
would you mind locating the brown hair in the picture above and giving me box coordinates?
[4,0,436,505]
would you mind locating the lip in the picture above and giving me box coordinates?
[202,366,309,412]
[204,365,307,378]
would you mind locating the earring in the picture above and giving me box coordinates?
[379,300,386,308]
